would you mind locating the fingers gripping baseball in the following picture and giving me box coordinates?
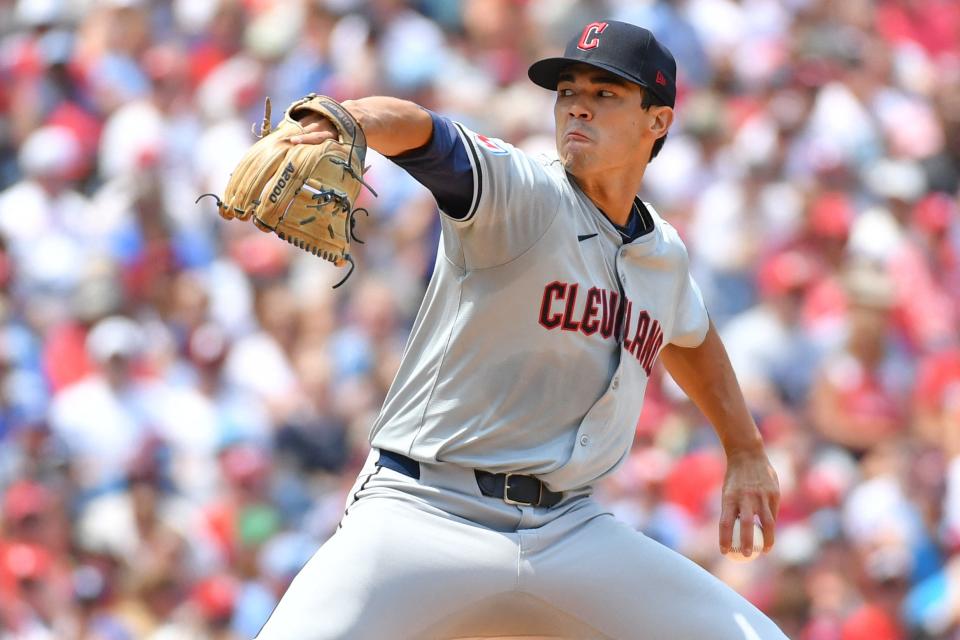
[290,121,338,145]
[719,453,780,559]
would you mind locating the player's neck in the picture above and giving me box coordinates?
[569,172,645,227]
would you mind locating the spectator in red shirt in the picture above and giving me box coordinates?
[810,265,912,455]
[913,347,960,454]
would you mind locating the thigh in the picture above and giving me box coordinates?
[256,489,519,640]
[526,508,788,640]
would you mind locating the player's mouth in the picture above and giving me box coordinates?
[564,130,591,143]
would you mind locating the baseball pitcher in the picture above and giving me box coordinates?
[226,19,788,640]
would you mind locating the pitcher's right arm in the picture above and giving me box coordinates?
[292,97,432,157]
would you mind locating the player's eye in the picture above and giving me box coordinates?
[598,90,615,97]
[558,88,574,97]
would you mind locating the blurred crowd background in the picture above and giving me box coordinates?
[0,0,958,638]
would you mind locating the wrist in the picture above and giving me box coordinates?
[340,99,364,128]
[722,432,766,460]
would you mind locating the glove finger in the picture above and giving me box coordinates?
[222,141,277,219]
[248,142,299,222]
[223,125,298,220]
[222,136,272,214]
[254,143,324,230]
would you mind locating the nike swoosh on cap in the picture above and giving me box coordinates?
[578,233,598,241]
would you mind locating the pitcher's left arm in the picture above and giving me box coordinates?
[660,321,780,558]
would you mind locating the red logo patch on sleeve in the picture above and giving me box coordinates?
[475,134,509,156]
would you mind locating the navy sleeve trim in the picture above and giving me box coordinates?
[387,111,479,220]
[451,122,483,223]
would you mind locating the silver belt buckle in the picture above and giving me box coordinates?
[503,473,541,507]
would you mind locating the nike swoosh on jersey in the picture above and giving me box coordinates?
[577,233,598,242]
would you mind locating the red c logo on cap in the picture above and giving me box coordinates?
[577,22,609,51]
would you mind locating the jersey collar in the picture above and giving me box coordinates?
[564,171,657,245]
[612,198,655,243]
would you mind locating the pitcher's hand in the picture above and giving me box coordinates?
[290,113,338,144]
[718,449,780,558]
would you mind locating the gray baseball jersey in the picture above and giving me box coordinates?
[370,122,709,491]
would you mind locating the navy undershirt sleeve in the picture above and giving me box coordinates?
[387,110,475,220]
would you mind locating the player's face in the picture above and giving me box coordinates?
[554,64,672,180]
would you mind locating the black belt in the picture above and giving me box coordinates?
[377,449,563,508]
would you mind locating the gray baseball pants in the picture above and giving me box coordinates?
[255,450,788,639]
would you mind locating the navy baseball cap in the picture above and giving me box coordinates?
[528,20,677,108]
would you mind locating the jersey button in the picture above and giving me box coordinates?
[579,435,590,446]
[612,376,620,390]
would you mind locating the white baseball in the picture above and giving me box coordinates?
[724,518,765,562]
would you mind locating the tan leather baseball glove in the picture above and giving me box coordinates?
[199,94,376,288]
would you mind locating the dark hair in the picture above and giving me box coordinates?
[641,91,668,162]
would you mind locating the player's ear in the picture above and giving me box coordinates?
[651,106,673,139]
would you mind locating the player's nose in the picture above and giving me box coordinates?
[567,99,592,120]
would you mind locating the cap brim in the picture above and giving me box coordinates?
[528,57,579,89]
[528,57,670,106]
[528,57,642,91]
